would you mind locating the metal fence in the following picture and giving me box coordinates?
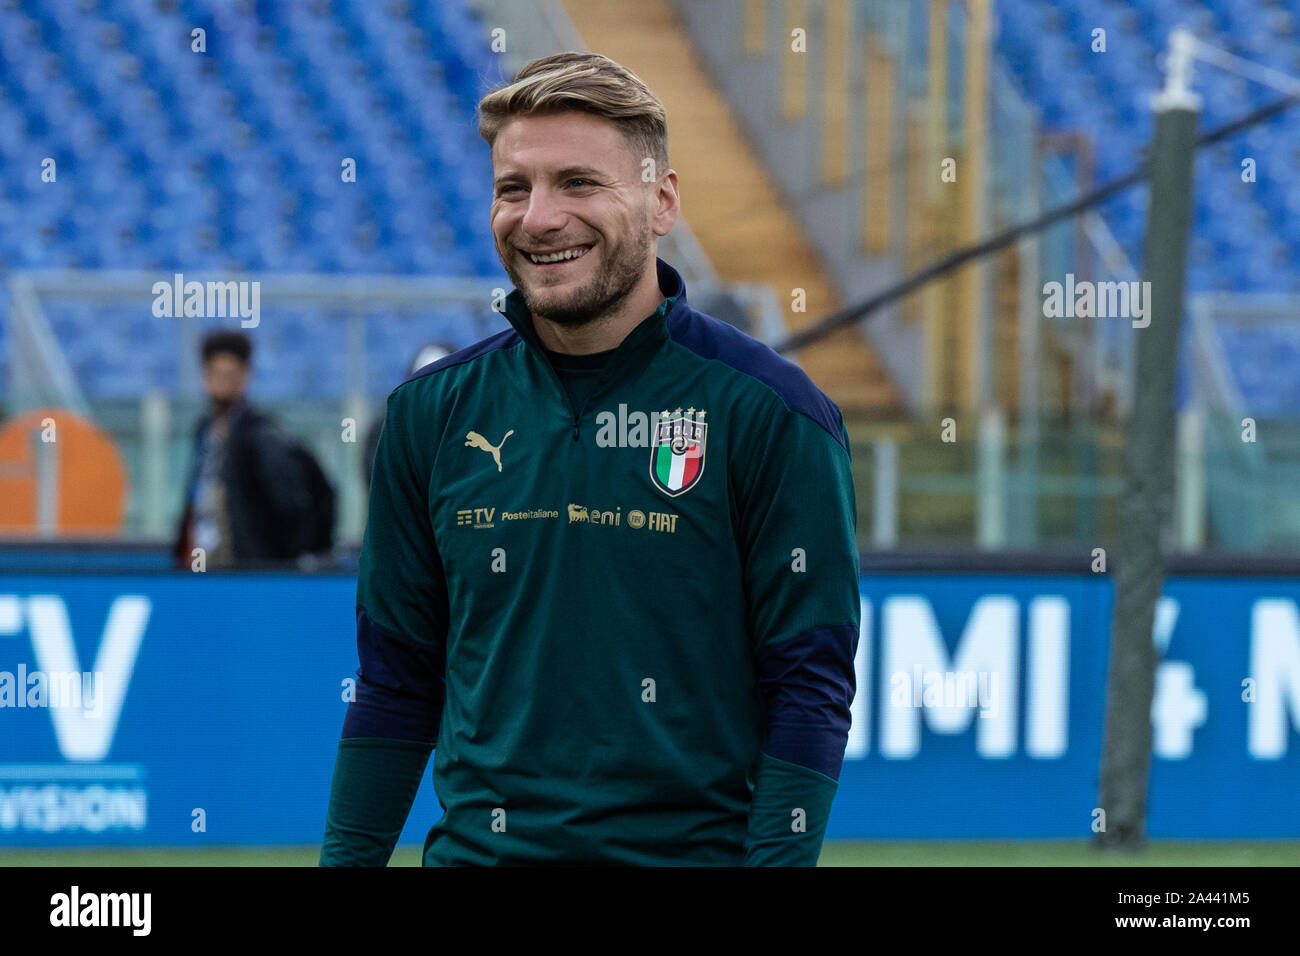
[0,267,785,547]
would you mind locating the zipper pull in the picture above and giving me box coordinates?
[572,415,580,442]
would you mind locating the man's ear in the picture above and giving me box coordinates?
[652,168,679,238]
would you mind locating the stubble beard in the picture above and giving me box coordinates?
[505,229,652,329]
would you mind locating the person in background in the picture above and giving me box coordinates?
[361,341,457,493]
[173,329,315,569]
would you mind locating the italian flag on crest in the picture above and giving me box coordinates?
[650,412,707,497]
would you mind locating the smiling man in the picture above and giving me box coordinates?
[320,51,861,866]
[492,113,665,350]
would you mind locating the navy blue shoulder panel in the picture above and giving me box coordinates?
[399,327,521,388]
[665,306,846,449]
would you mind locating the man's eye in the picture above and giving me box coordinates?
[498,184,523,195]
[567,178,594,188]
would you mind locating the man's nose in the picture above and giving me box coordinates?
[520,186,567,236]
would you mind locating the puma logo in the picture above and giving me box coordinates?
[465,429,514,472]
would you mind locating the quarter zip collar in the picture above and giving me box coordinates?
[502,258,688,435]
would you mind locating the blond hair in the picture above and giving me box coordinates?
[477,52,668,168]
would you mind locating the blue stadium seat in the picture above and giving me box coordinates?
[993,0,1300,412]
[0,0,509,399]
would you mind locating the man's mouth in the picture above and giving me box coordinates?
[523,244,593,265]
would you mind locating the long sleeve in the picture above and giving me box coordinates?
[733,405,861,866]
[320,385,449,866]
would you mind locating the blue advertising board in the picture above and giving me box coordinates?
[0,568,1297,846]
[838,574,1300,838]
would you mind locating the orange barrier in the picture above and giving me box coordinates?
[0,407,127,535]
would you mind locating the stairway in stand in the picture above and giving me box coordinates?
[556,0,903,416]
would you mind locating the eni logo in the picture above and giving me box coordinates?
[465,429,514,472]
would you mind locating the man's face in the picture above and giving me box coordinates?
[202,353,248,408]
[490,111,667,326]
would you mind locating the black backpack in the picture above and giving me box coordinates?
[285,439,336,555]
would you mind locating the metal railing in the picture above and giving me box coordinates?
[851,409,1201,551]
[5,390,1298,552]
[1,265,787,546]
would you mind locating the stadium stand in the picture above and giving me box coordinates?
[0,0,509,399]
[994,0,1300,414]
[555,0,904,413]
[996,0,1300,296]
[4,0,1300,546]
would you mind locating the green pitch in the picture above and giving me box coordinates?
[2,841,1298,866]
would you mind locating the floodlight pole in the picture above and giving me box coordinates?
[1096,30,1201,851]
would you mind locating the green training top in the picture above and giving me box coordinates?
[321,258,861,866]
